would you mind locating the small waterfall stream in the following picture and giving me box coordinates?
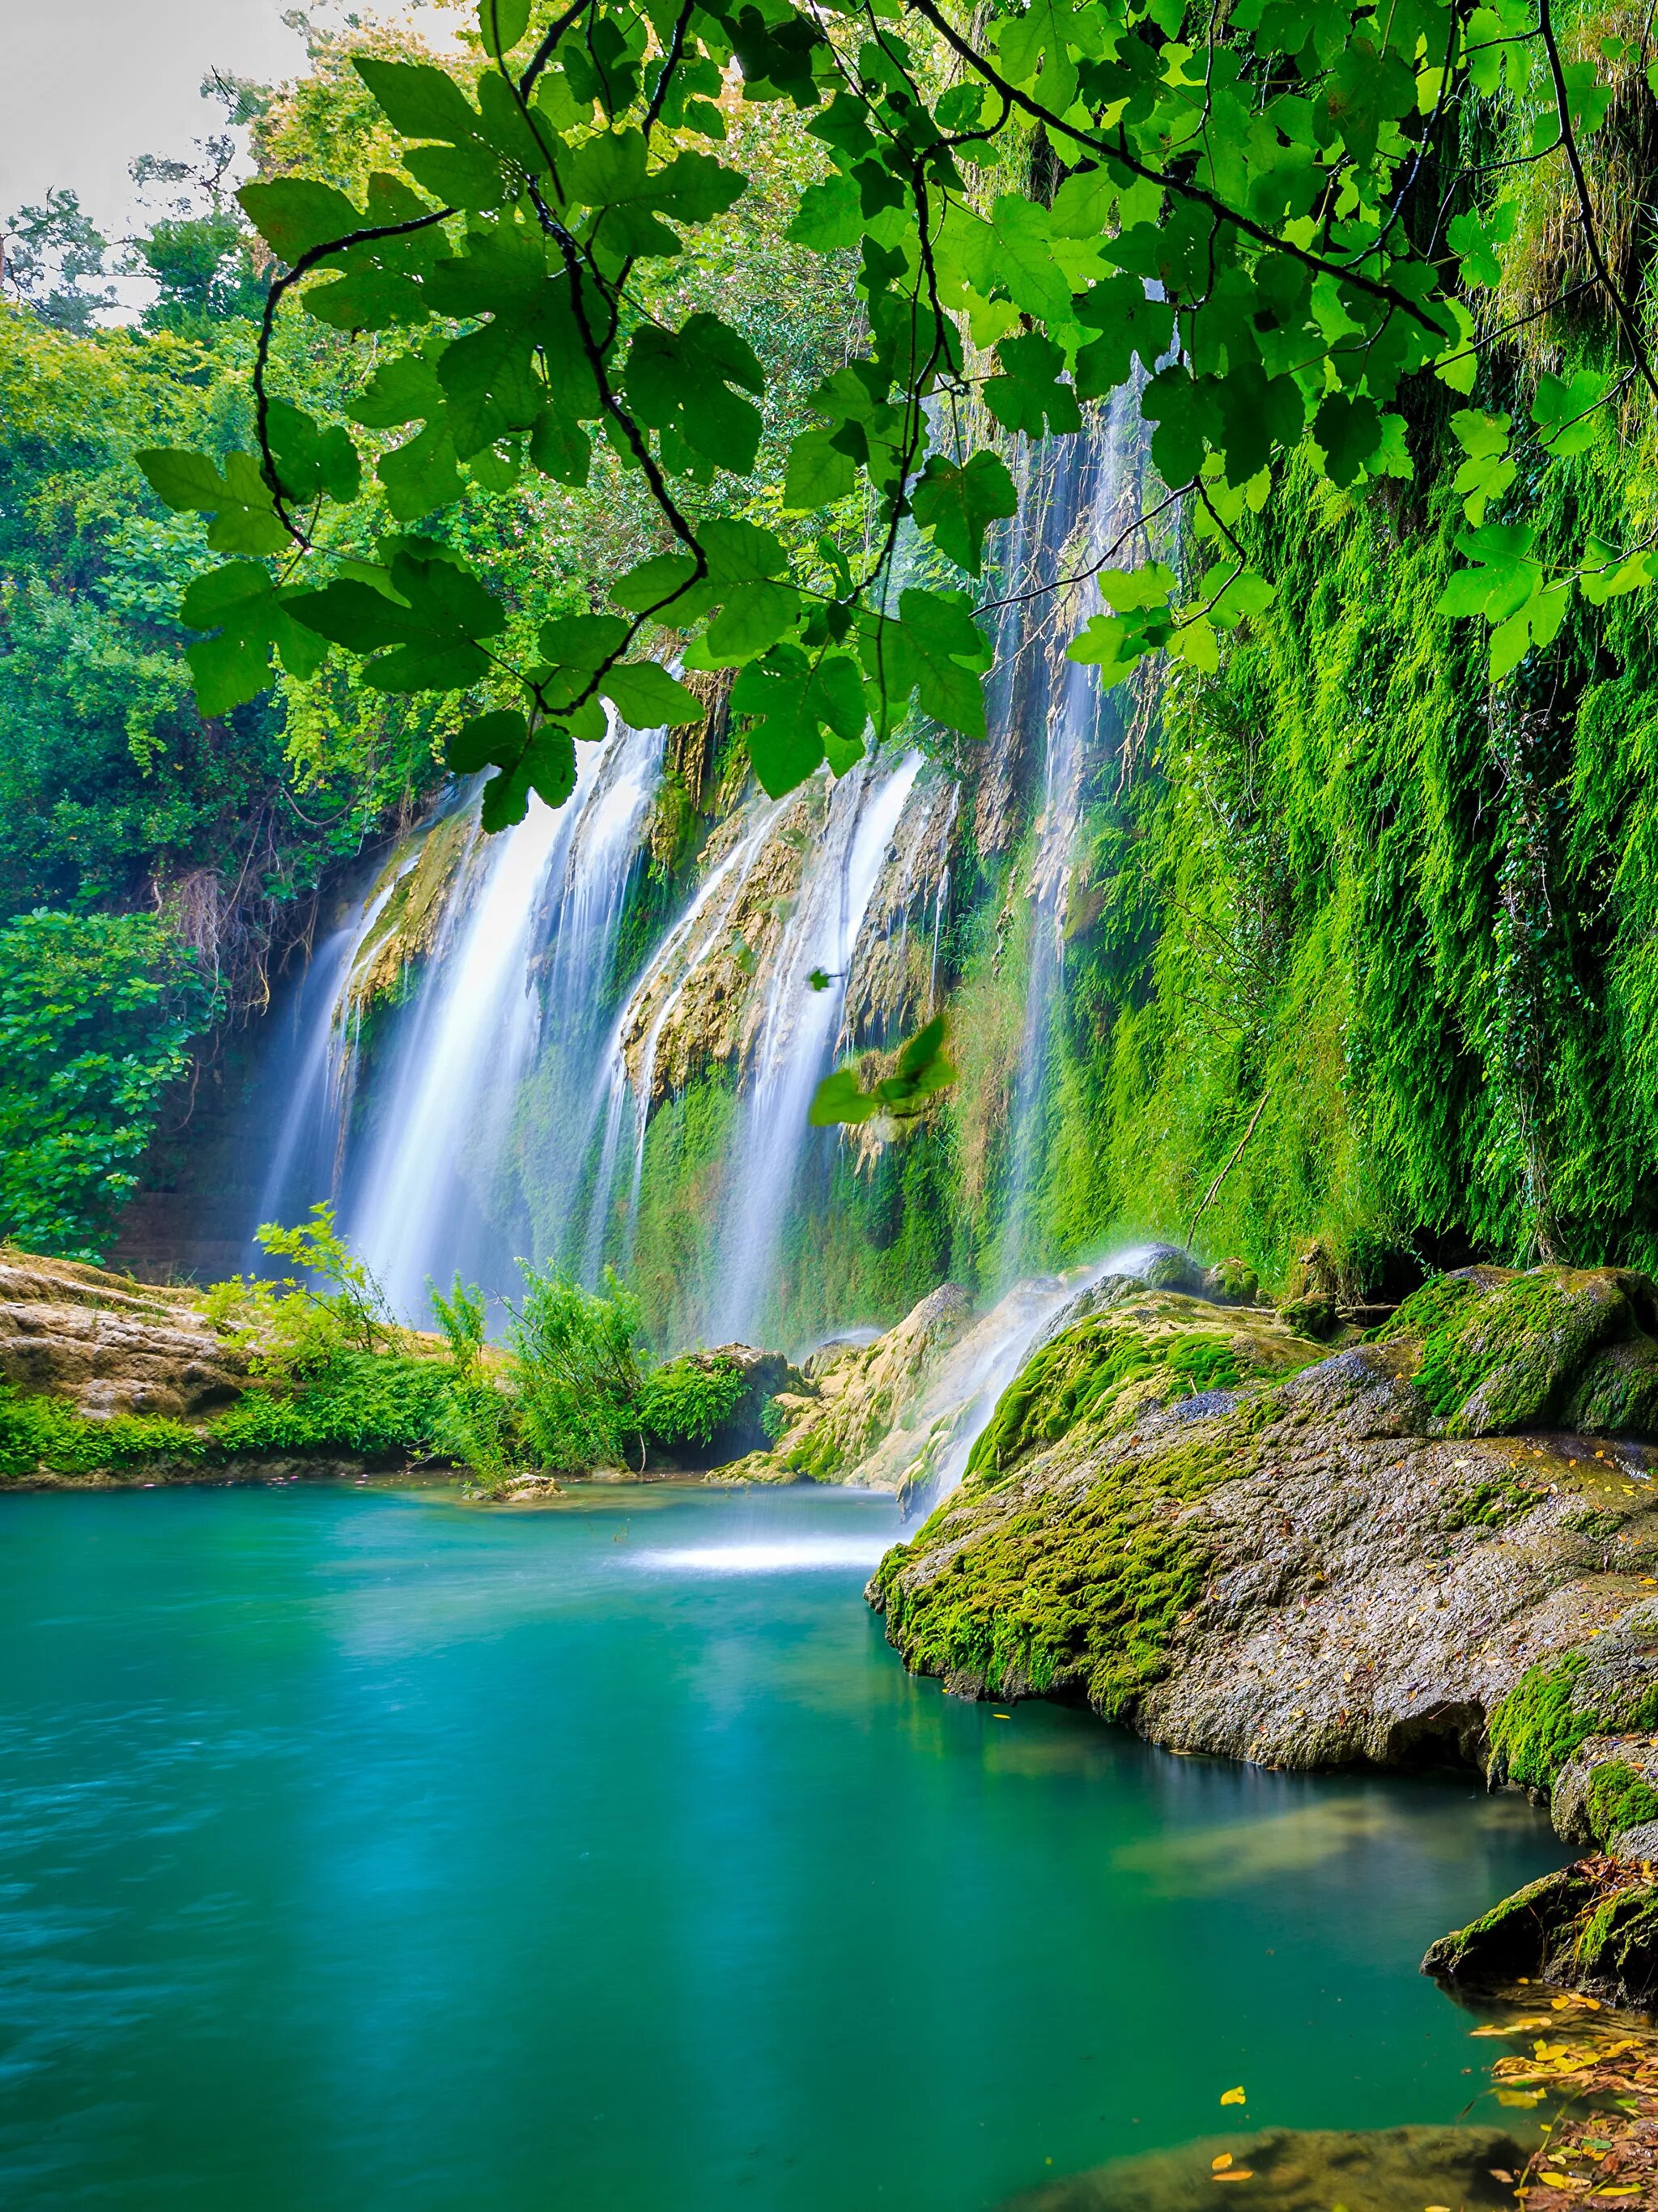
[250,717,661,1321]
[997,392,1146,1282]
[708,751,923,1343]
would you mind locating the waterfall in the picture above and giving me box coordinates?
[576,787,793,1277]
[245,717,660,1322]
[342,715,661,1320]
[246,852,419,1263]
[708,751,923,1344]
[997,390,1146,1282]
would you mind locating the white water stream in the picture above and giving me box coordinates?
[708,751,923,1343]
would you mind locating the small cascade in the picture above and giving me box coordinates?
[246,853,419,1261]
[577,787,793,1274]
[343,715,661,1319]
[708,750,923,1343]
[997,389,1147,1282]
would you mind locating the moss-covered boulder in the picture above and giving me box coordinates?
[870,1266,1658,1777]
[1426,1855,1658,2010]
[1376,1264,1658,1438]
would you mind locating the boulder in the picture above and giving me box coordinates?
[0,1247,247,1418]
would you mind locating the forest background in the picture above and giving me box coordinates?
[5,0,1658,1316]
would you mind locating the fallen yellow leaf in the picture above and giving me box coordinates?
[1211,2172,1254,2184]
[1540,2175,1572,2188]
[1212,2154,1233,2172]
[1220,2086,1247,2106]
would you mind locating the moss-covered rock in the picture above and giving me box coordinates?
[1426,1855,1658,2010]
[967,1294,1318,1481]
[1377,1264,1658,1438]
[871,1265,1658,1776]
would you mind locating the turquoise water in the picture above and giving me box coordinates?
[0,1481,1562,2210]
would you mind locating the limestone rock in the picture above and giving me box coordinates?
[869,1266,1658,1775]
[0,1247,247,1418]
[716,1283,972,1487]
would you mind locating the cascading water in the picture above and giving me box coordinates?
[996,389,1147,1283]
[342,715,662,1320]
[576,786,793,1278]
[708,752,923,1344]
[245,850,422,1266]
[246,716,661,1321]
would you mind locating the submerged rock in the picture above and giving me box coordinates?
[1000,2125,1526,2210]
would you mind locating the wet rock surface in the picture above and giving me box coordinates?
[865,1262,1658,2011]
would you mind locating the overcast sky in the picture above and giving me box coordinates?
[4,2,463,238]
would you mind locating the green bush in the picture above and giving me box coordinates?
[508,1264,648,1474]
[209,1352,456,1457]
[203,1205,393,1378]
[639,1355,748,1451]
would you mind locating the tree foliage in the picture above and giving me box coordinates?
[0,911,212,1260]
[141,0,1658,815]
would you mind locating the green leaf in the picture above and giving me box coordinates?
[704,581,801,662]
[627,313,764,475]
[178,561,327,717]
[137,448,289,555]
[438,315,542,457]
[810,1015,956,1126]
[265,401,361,504]
[355,57,484,145]
[782,427,858,510]
[880,588,991,738]
[1073,275,1176,398]
[984,331,1082,440]
[807,1068,880,1126]
[1313,394,1384,487]
[787,174,863,252]
[448,708,527,773]
[287,551,505,691]
[1065,614,1146,684]
[1579,538,1657,606]
[236,178,362,263]
[379,422,465,521]
[731,646,867,796]
[911,450,1018,576]
[1533,368,1615,458]
[477,0,533,57]
[602,662,704,728]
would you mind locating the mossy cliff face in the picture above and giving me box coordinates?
[871,1265,1658,1770]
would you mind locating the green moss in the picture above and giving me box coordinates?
[874,1399,1267,1716]
[1487,1653,1658,1790]
[967,1304,1317,1482]
[1574,1885,1658,1986]
[1440,1470,1541,1530]
[1584,1761,1658,1848]
[967,1316,1253,1480]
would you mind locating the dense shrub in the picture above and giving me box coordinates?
[639,1355,748,1450]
